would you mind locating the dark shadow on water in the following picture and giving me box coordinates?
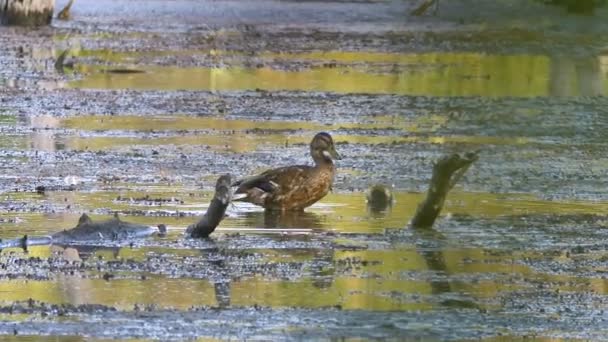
[214,281,231,308]
[310,248,336,290]
[193,239,233,308]
[52,244,121,260]
[367,205,392,219]
[410,225,481,310]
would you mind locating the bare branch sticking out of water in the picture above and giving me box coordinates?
[410,0,438,16]
[411,151,479,229]
[57,0,75,20]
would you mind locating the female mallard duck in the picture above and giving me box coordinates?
[232,132,341,211]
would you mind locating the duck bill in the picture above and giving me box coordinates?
[323,146,341,160]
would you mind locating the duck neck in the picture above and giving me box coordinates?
[313,156,335,170]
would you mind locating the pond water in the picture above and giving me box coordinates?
[1,0,608,340]
[70,51,608,97]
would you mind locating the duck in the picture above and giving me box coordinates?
[232,132,341,211]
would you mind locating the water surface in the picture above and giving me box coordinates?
[1,0,608,339]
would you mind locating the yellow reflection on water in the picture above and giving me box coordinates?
[62,115,324,132]
[0,276,217,310]
[69,61,546,97]
[61,114,435,132]
[313,191,608,233]
[51,114,529,151]
[5,190,608,236]
[2,244,606,313]
[54,133,529,152]
[63,50,608,96]
[229,276,431,311]
[2,113,525,154]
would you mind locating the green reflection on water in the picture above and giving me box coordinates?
[68,51,608,97]
[3,188,608,315]
[21,114,527,152]
[52,133,530,152]
[0,276,217,310]
[1,244,606,313]
[4,191,608,237]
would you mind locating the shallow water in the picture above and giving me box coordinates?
[2,0,608,340]
[70,51,608,97]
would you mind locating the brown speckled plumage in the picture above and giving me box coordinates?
[233,132,340,211]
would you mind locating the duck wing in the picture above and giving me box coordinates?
[233,165,312,199]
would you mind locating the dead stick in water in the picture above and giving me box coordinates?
[410,0,438,16]
[448,152,479,191]
[57,0,75,20]
[186,174,232,238]
[411,152,479,229]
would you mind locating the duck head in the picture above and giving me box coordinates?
[310,132,341,164]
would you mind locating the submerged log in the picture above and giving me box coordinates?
[411,152,478,229]
[0,0,55,26]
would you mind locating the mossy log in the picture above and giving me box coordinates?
[411,152,478,229]
[0,0,55,26]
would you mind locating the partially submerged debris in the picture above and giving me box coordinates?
[0,213,166,250]
[410,0,439,16]
[410,151,479,229]
[0,174,234,250]
[53,213,167,242]
[57,0,75,20]
[186,174,232,238]
[366,184,393,212]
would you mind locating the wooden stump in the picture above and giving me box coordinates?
[411,152,479,229]
[0,0,55,26]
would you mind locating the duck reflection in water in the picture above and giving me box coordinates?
[241,210,325,229]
